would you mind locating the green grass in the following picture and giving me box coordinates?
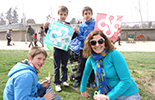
[0,50,155,100]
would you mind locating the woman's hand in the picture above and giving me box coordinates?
[81,91,91,98]
[93,94,107,100]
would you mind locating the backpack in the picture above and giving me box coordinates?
[29,28,35,35]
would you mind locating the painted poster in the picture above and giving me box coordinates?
[44,20,74,51]
[94,13,123,41]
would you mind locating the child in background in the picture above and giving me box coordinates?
[6,29,12,46]
[3,47,61,100]
[33,33,38,46]
[73,6,95,88]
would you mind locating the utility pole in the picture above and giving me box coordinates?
[147,1,149,21]
[22,4,27,28]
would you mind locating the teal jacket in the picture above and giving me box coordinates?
[80,50,139,100]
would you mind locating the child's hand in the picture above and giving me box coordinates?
[44,91,55,100]
[42,72,51,87]
[42,80,51,87]
[46,77,51,83]
[74,27,79,34]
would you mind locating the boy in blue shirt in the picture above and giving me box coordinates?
[3,47,61,100]
[73,6,95,88]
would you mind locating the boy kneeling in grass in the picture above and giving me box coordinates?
[3,47,61,100]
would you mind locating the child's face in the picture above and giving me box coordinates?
[83,10,93,21]
[29,53,46,70]
[58,11,68,22]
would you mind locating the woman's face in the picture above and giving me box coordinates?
[90,34,105,54]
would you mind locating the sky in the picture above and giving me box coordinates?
[0,0,155,24]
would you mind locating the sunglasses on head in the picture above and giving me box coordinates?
[90,38,105,46]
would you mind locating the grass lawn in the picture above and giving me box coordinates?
[0,50,155,100]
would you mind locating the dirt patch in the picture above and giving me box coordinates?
[135,70,155,98]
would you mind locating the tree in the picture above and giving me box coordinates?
[0,13,6,25]
[132,0,143,23]
[12,6,18,23]
[46,14,52,22]
[4,7,19,24]
[132,0,150,23]
[70,18,76,24]
[6,7,13,23]
[46,2,53,22]
[27,18,35,24]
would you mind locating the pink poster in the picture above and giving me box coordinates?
[94,13,123,41]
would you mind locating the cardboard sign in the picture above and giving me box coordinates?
[95,13,123,41]
[44,20,74,51]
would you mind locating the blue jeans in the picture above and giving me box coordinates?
[115,93,141,100]
[37,86,61,100]
[28,35,34,47]
[39,36,44,45]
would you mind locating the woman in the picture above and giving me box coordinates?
[80,30,141,100]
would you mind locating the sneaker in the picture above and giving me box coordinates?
[73,82,80,87]
[90,82,95,88]
[55,85,61,92]
[62,81,69,87]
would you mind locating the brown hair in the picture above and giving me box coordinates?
[28,47,47,59]
[82,6,93,16]
[58,6,68,14]
[83,30,115,58]
[9,29,12,31]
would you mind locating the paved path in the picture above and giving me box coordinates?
[0,40,155,52]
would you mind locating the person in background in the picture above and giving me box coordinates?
[113,28,122,46]
[33,33,38,47]
[73,6,95,88]
[80,30,141,100]
[39,26,45,47]
[6,29,12,46]
[3,47,61,100]
[26,25,35,48]
[44,22,50,35]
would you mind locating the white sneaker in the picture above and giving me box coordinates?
[62,81,69,87]
[55,85,61,92]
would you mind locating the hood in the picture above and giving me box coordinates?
[8,59,36,77]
